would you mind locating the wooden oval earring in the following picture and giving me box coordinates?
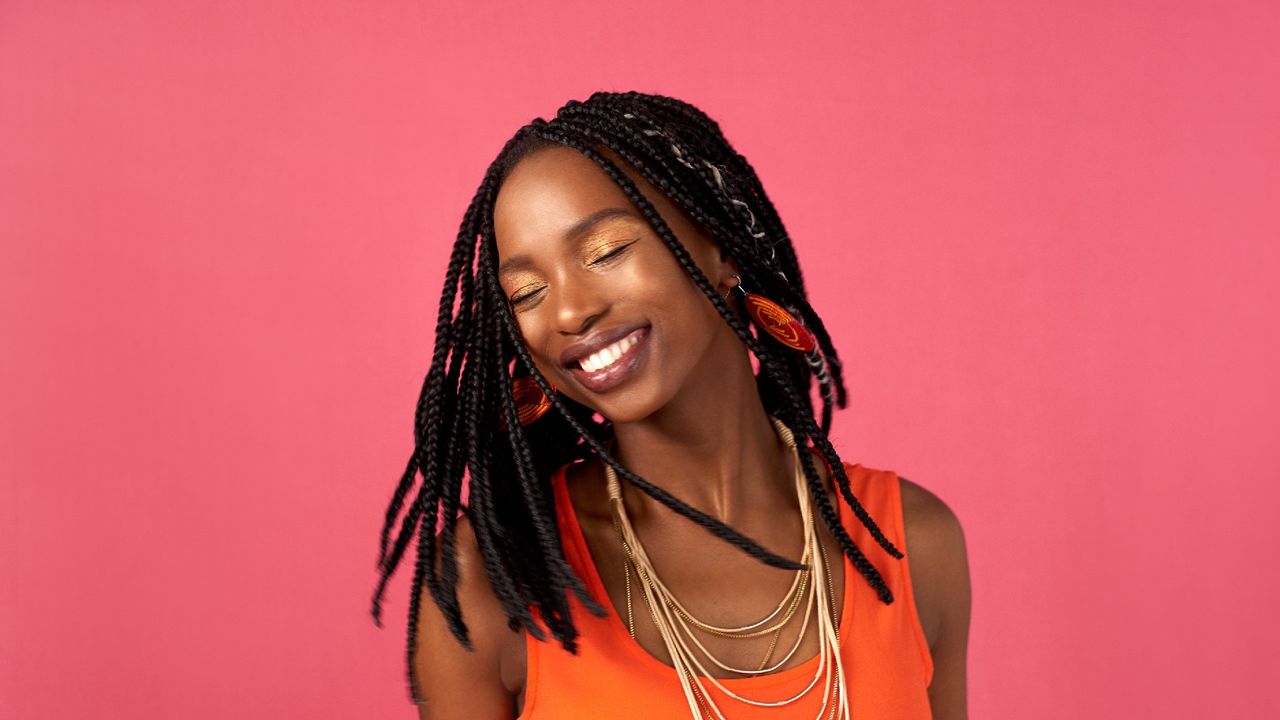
[499,376,555,430]
[730,274,818,352]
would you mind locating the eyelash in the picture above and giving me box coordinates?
[591,240,635,265]
[508,240,637,306]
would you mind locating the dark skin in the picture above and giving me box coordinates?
[413,146,971,718]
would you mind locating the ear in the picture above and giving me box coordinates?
[714,246,741,288]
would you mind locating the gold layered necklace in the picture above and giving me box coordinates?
[604,416,850,719]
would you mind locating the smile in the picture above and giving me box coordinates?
[577,332,642,372]
[567,326,651,394]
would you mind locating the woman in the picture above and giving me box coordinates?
[372,92,971,719]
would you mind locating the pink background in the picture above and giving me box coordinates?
[3,1,1277,717]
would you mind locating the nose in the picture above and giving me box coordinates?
[551,272,607,336]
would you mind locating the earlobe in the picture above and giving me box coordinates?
[716,270,742,304]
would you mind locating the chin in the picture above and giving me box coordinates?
[592,382,684,427]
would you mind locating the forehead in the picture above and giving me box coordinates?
[493,146,640,249]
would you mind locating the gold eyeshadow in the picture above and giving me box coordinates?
[584,238,637,264]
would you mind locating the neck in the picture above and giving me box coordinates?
[608,324,798,527]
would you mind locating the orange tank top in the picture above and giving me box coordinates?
[519,460,934,719]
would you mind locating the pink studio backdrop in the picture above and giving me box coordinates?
[2,1,1277,718]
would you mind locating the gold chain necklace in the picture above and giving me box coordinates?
[671,538,844,720]
[616,519,816,673]
[604,416,850,719]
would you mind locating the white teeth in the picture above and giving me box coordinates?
[578,334,640,373]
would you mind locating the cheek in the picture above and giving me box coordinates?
[632,268,725,366]
[519,335,560,382]
[504,314,554,379]
[622,248,705,306]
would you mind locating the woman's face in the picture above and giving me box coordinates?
[493,145,741,424]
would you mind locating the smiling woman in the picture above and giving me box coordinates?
[372,92,970,719]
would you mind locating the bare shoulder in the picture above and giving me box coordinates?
[898,476,971,719]
[898,478,968,568]
[412,512,523,720]
[896,477,969,644]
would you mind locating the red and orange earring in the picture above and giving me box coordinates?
[499,376,555,430]
[726,274,817,352]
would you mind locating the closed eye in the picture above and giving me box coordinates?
[509,286,543,305]
[510,240,637,307]
[591,240,637,265]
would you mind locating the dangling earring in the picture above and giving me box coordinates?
[499,376,554,430]
[728,274,817,352]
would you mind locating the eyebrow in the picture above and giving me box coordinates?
[497,207,637,276]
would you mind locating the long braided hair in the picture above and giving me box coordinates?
[371,91,904,704]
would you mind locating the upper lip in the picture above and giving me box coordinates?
[559,323,648,368]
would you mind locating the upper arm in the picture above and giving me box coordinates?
[899,476,971,720]
[413,513,520,720]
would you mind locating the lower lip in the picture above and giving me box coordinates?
[568,326,651,394]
